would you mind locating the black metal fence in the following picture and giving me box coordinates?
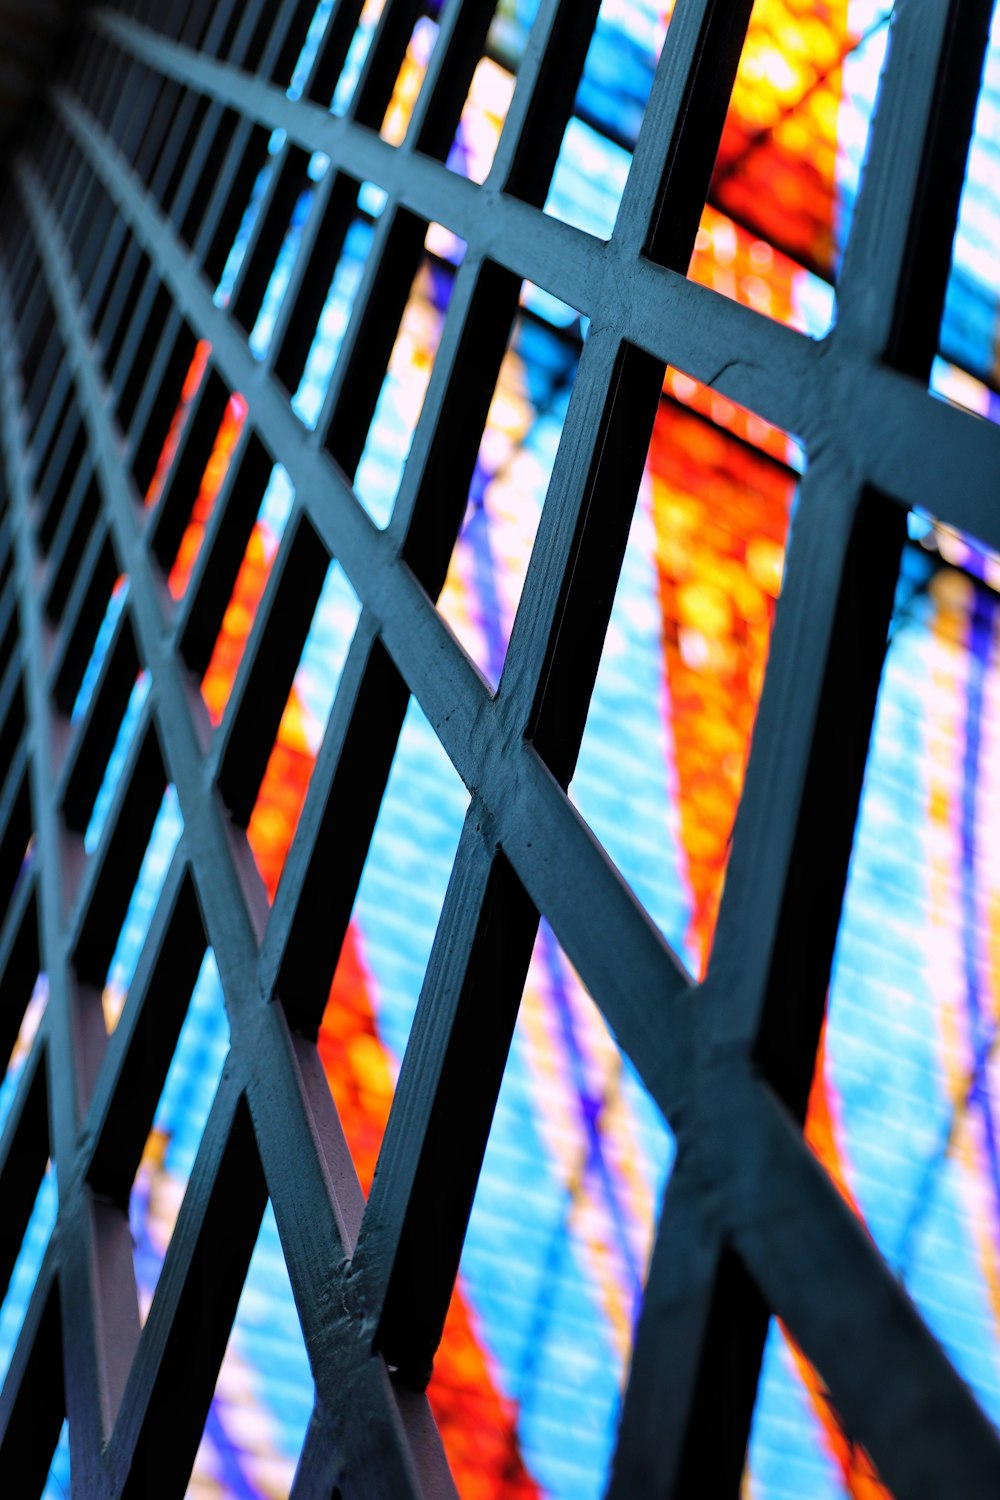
[0,0,998,1494]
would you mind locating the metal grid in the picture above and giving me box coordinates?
[0,0,998,1494]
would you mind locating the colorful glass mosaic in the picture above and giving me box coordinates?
[9,1,999,1496]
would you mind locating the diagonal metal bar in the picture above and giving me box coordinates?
[834,0,995,371]
[16,166,360,1260]
[2,5,998,1497]
[87,6,1000,549]
[0,269,110,1484]
[52,90,693,1108]
[719,1070,1000,1498]
[17,160,458,1498]
[634,3,995,1492]
[87,10,822,434]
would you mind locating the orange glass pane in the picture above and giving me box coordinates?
[168,392,248,600]
[144,339,211,509]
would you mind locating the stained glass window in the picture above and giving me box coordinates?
[0,0,997,1496]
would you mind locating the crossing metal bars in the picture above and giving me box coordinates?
[0,0,999,1494]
